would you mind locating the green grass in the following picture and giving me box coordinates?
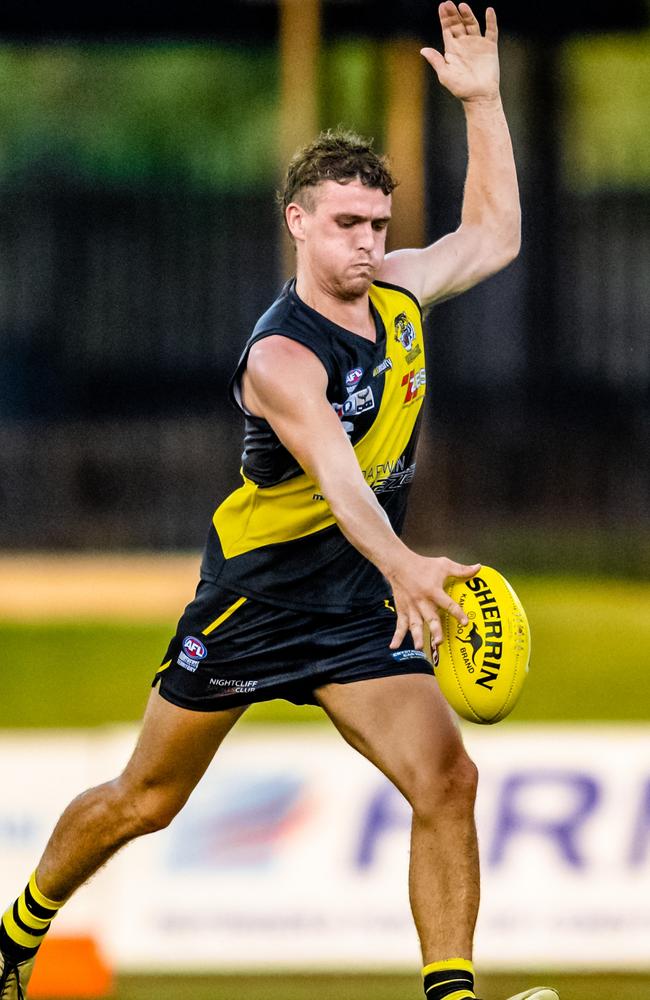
[1,576,648,727]
[97,972,650,1000]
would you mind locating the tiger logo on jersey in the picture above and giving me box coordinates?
[394,312,421,362]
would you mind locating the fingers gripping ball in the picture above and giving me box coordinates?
[434,566,530,724]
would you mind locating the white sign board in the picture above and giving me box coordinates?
[1,724,649,970]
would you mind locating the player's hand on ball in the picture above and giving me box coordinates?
[388,555,481,652]
[421,2,500,104]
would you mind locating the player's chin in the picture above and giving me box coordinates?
[337,272,374,300]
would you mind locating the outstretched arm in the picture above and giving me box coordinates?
[379,2,520,307]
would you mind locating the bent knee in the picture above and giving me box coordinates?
[408,749,478,818]
[134,793,183,835]
[110,775,187,837]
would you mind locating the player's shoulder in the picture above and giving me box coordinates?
[248,279,342,384]
[248,333,322,368]
[244,338,328,415]
[370,277,423,317]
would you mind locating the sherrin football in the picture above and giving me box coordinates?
[434,566,530,724]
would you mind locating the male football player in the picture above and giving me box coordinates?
[0,5,558,999]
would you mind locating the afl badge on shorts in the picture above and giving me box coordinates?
[177,635,208,673]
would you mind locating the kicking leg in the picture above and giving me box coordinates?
[315,673,479,988]
[0,689,246,984]
[34,690,246,901]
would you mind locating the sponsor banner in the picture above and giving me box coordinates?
[1,725,650,970]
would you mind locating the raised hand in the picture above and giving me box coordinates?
[421,2,500,103]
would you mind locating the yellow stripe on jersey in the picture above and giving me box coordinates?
[213,469,337,560]
[213,284,425,560]
[202,596,248,635]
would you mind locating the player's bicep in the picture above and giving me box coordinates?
[379,224,510,308]
[245,336,364,491]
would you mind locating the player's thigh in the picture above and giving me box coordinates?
[314,673,474,806]
[119,689,247,814]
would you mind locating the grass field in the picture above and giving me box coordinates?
[1,575,649,726]
[106,971,650,999]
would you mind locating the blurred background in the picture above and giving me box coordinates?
[0,1,649,998]
[0,0,648,570]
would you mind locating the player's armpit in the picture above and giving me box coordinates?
[378,222,518,309]
[242,335,367,493]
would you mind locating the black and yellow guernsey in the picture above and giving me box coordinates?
[200,278,427,613]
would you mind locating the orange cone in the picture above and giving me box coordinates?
[28,936,113,998]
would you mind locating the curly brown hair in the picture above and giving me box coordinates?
[279,127,398,217]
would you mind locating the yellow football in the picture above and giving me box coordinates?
[434,566,530,724]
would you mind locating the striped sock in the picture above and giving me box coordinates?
[422,957,476,1000]
[0,873,63,961]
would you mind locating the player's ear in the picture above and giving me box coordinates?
[285,202,307,243]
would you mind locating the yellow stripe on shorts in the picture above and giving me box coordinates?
[202,596,248,636]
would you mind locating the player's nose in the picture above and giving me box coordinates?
[356,222,374,250]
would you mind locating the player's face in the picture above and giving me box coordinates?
[291,179,391,301]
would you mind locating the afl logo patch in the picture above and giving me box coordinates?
[182,636,207,661]
[345,367,364,388]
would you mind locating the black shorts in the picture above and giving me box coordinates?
[152,580,433,711]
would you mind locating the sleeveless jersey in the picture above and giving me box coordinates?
[200,278,427,612]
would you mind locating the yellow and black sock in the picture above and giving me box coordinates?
[0,873,63,962]
[422,958,476,1000]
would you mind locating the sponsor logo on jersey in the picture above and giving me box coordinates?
[177,635,208,672]
[373,358,393,377]
[371,461,417,494]
[345,367,364,388]
[362,455,417,494]
[333,385,376,430]
[401,367,426,404]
